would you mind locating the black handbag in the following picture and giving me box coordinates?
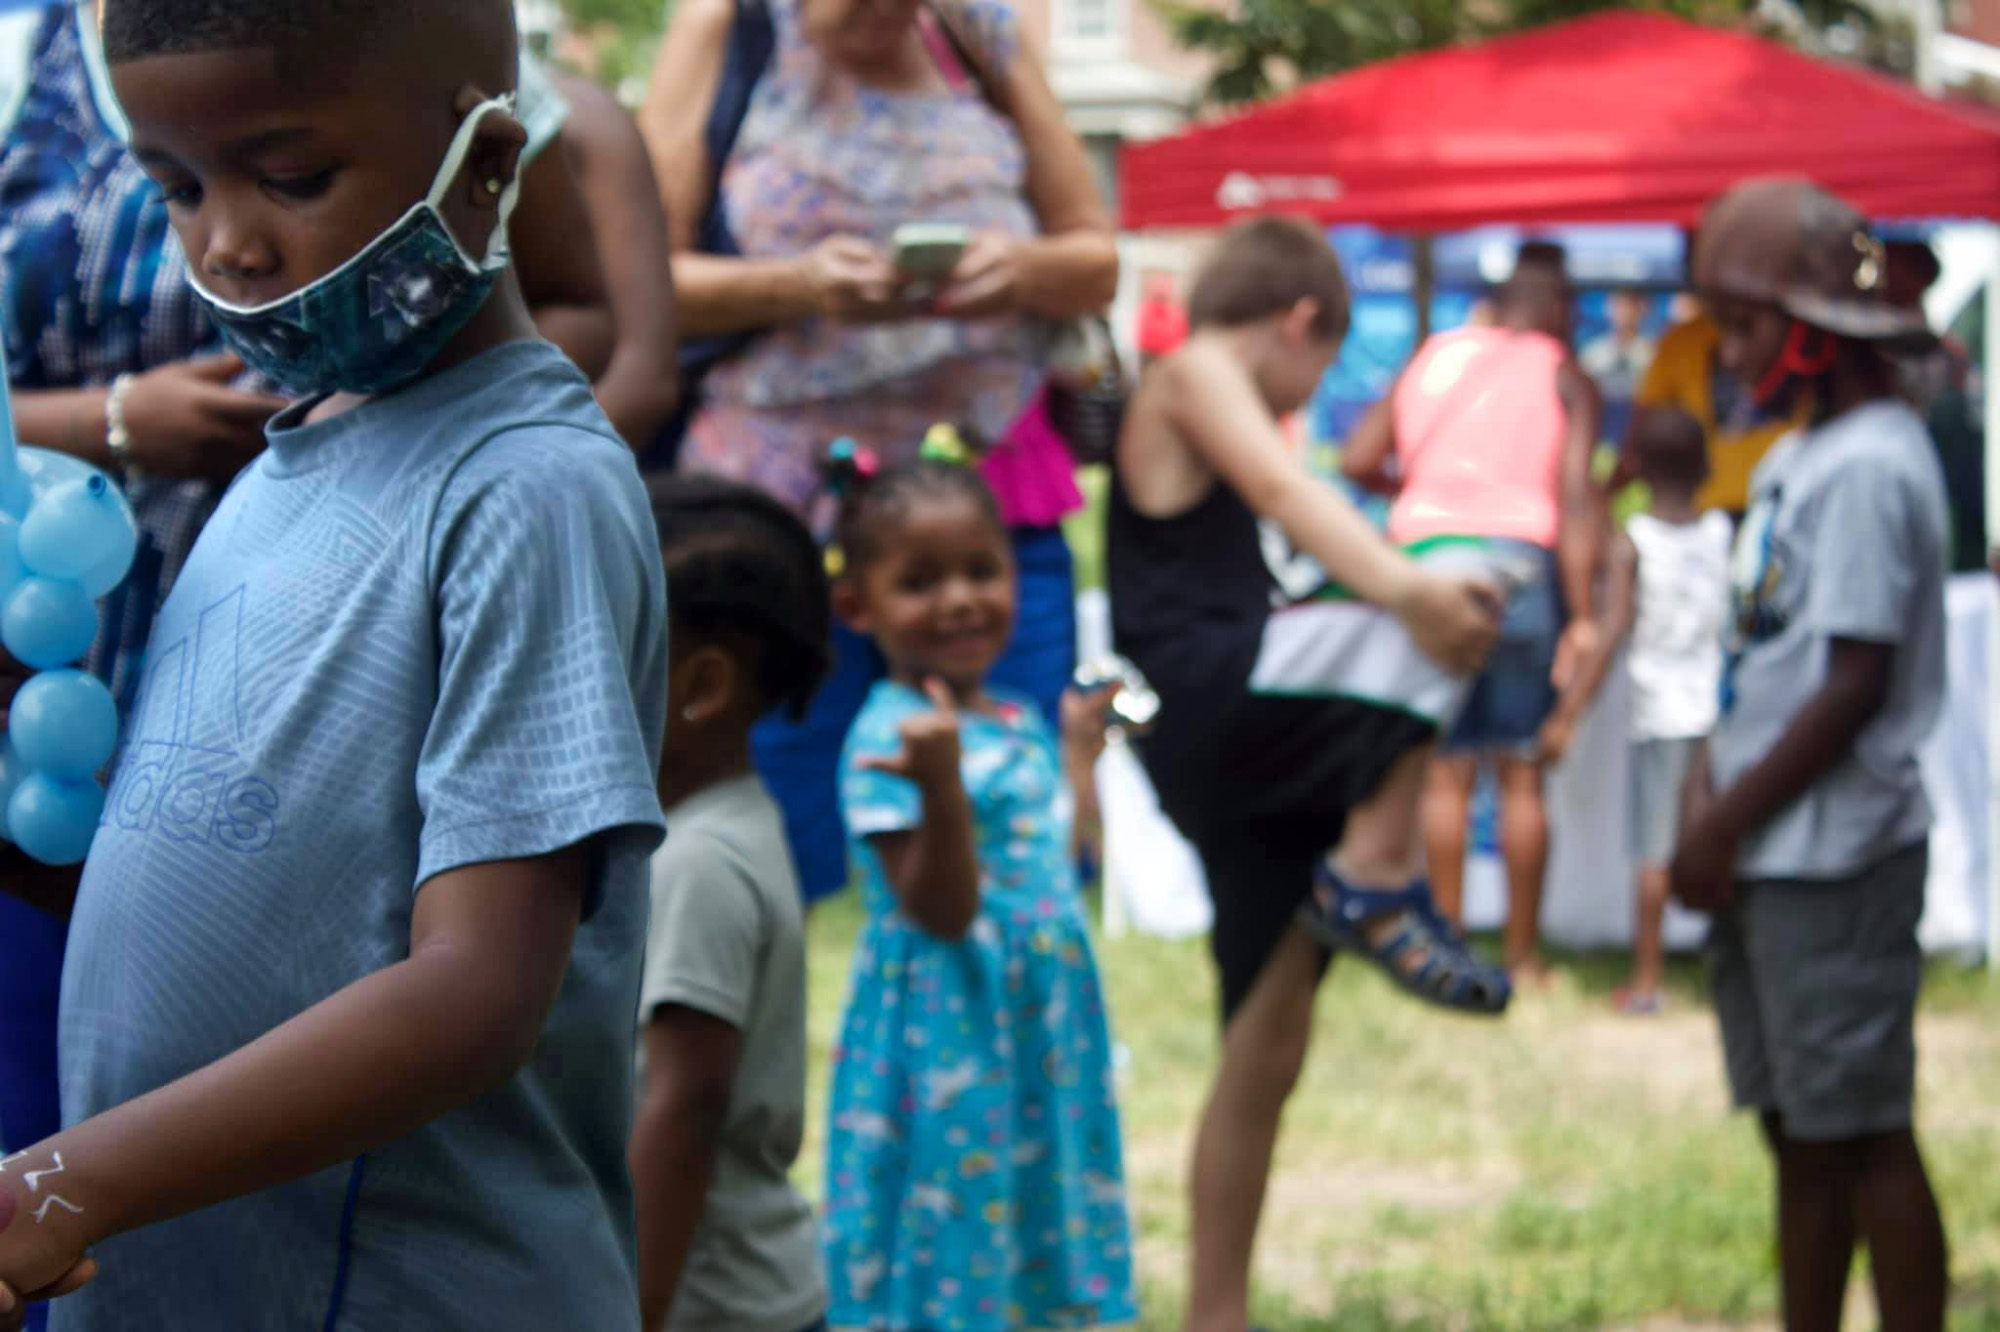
[1043,315,1127,469]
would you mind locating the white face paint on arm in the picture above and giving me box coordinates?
[2,1151,82,1225]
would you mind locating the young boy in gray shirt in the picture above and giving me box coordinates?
[1674,179,1950,1332]
[633,478,833,1332]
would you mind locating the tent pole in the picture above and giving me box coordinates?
[1985,234,2000,968]
[1413,234,1434,342]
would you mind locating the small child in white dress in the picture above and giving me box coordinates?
[1616,407,1734,1014]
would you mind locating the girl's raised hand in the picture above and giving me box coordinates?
[859,678,964,793]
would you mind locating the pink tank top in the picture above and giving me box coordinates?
[1387,327,1567,548]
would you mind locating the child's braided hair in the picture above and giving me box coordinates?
[821,426,1004,576]
[648,475,832,721]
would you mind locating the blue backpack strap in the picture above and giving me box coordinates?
[648,0,776,472]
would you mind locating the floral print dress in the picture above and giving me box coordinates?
[825,682,1135,1331]
[680,0,1046,525]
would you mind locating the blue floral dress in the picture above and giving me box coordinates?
[825,682,1135,1331]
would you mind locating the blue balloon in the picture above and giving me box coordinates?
[79,546,131,599]
[17,447,100,494]
[8,771,104,866]
[2,576,99,670]
[0,511,25,605]
[0,742,24,843]
[0,471,29,521]
[9,669,117,779]
[20,475,138,582]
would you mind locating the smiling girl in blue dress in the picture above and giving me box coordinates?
[820,445,1134,1331]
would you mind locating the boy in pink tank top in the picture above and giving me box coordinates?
[1343,246,1606,984]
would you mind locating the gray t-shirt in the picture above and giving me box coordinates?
[1711,400,1948,881]
[58,342,669,1331]
[639,775,825,1332]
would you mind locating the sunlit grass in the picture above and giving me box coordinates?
[802,890,2000,1330]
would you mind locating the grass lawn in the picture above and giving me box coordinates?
[801,891,2000,1330]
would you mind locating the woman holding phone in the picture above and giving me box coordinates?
[640,0,1117,903]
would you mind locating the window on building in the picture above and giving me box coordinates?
[1084,133,1120,214]
[1058,0,1120,46]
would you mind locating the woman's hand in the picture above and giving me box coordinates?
[934,232,1023,319]
[800,237,911,324]
[121,355,287,487]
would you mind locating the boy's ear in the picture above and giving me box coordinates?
[451,84,527,210]
[831,578,870,635]
[1283,298,1323,344]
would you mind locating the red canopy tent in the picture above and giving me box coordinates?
[1120,11,2000,232]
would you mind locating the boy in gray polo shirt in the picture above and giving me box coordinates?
[1673,179,1950,1332]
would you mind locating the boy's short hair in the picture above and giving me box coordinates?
[104,0,516,85]
[1188,216,1351,343]
[1631,406,1710,492]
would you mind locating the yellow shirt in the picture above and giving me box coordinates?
[1636,315,1809,514]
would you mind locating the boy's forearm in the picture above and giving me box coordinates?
[1269,483,1419,613]
[630,1097,724,1332]
[1707,658,1888,844]
[35,941,559,1247]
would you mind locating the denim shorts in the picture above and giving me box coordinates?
[1442,540,1562,755]
[753,526,1077,903]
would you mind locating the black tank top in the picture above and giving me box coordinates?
[1107,466,1273,698]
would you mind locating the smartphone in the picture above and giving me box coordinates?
[892,223,971,283]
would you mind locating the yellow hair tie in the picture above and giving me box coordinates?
[920,424,971,467]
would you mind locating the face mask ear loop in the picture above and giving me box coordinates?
[426,94,521,268]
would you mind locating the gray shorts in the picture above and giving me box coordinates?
[1709,842,1927,1142]
[1629,737,1700,867]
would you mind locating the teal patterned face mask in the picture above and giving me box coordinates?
[187,96,521,397]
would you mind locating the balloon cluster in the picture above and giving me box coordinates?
[0,446,136,866]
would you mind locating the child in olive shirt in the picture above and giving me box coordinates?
[633,478,832,1332]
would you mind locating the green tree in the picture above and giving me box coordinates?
[1159,0,1890,107]
[555,0,671,98]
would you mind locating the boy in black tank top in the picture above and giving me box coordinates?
[1108,218,1518,1332]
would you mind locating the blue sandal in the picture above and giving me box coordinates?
[1297,866,1512,1016]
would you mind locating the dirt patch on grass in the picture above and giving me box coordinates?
[1546,1010,1731,1112]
